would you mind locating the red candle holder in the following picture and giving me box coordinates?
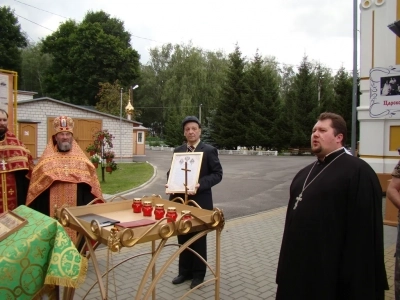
[181,210,192,220]
[142,201,153,217]
[132,198,142,213]
[166,207,178,223]
[154,204,165,220]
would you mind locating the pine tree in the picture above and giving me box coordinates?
[213,45,247,149]
[333,67,353,144]
[290,56,319,148]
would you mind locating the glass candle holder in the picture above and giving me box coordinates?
[142,201,153,217]
[154,204,165,220]
[181,210,192,220]
[166,207,178,223]
[132,198,142,213]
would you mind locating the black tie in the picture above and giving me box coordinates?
[187,145,195,152]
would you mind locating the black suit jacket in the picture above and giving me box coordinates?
[168,141,223,210]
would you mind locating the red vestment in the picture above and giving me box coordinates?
[0,131,34,213]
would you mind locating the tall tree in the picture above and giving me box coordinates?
[95,81,129,116]
[41,10,140,105]
[243,53,280,149]
[273,64,295,150]
[333,67,353,144]
[213,44,247,149]
[0,6,27,80]
[290,56,319,148]
[135,42,227,143]
[20,42,52,96]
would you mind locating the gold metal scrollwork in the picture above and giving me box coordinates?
[210,208,225,230]
[170,196,184,204]
[120,228,138,247]
[90,220,102,238]
[177,219,192,234]
[159,222,175,239]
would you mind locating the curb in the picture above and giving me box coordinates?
[103,162,158,201]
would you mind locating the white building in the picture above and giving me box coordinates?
[359,0,400,190]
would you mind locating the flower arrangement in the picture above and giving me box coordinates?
[93,129,114,149]
[106,160,118,172]
[104,150,115,159]
[85,144,98,153]
[90,154,101,163]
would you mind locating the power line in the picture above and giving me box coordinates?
[14,0,68,19]
[15,14,54,32]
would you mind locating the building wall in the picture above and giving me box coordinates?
[17,99,134,158]
[359,0,400,185]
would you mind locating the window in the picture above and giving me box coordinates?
[137,131,144,144]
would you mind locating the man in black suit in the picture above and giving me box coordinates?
[168,116,223,289]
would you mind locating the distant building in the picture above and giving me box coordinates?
[16,91,148,159]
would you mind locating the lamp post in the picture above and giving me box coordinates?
[119,87,123,162]
[199,104,202,124]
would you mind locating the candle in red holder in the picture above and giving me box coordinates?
[166,207,178,223]
[154,203,165,220]
[132,198,142,213]
[181,210,192,220]
[142,201,153,217]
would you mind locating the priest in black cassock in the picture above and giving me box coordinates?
[276,112,388,300]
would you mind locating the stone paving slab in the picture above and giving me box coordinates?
[74,206,396,299]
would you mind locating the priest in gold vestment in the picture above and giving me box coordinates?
[0,109,34,213]
[26,116,103,218]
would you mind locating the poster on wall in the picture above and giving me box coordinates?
[0,73,11,113]
[370,65,400,118]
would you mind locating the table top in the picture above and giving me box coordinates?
[57,196,224,248]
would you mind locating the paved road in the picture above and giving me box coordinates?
[126,150,315,220]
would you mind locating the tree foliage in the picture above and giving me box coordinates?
[20,42,52,97]
[212,45,247,149]
[0,6,27,79]
[95,81,129,117]
[135,42,228,146]
[41,10,140,105]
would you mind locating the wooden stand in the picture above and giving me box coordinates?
[57,196,224,300]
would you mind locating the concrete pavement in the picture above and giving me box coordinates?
[75,204,397,299]
[76,151,398,299]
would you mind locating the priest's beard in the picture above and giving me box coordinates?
[57,140,72,152]
[0,126,7,137]
[312,145,322,154]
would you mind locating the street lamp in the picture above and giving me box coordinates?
[119,88,123,162]
[199,104,202,124]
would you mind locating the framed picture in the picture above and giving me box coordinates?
[166,152,203,194]
[0,210,28,242]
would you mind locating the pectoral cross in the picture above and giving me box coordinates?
[293,194,302,210]
[0,159,7,171]
[181,161,191,204]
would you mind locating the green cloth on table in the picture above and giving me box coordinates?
[0,205,87,299]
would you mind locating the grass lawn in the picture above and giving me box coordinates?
[96,162,154,195]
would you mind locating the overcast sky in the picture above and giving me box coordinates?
[4,0,358,73]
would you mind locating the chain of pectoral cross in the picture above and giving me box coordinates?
[293,152,346,210]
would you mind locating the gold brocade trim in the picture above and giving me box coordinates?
[50,182,78,243]
[43,257,87,288]
[1,173,7,211]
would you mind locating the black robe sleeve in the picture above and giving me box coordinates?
[338,161,389,299]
